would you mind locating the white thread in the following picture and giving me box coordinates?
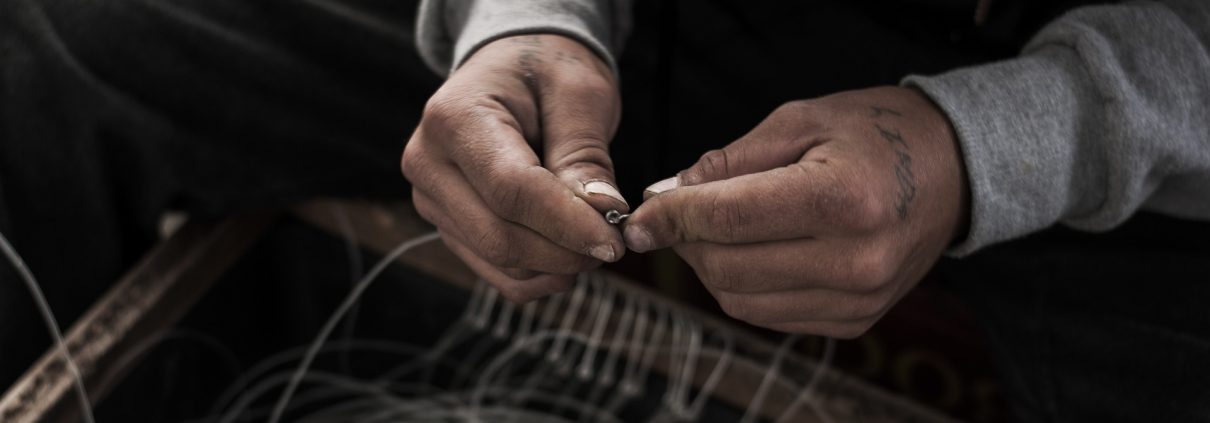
[740,334,801,423]
[0,230,96,423]
[776,337,837,423]
[266,231,440,423]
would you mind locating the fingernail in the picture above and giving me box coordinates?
[623,225,654,253]
[584,180,627,205]
[644,177,679,197]
[589,244,616,262]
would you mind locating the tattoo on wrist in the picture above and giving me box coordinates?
[870,107,917,219]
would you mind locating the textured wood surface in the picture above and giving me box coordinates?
[0,212,275,423]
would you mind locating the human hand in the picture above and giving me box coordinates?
[624,86,969,338]
[402,34,626,302]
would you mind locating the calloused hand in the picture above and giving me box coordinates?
[402,34,626,302]
[623,86,969,338]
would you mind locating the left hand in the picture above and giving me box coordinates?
[623,86,969,338]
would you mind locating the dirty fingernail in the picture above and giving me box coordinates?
[644,177,679,197]
[585,181,627,206]
[589,244,617,262]
[623,225,654,253]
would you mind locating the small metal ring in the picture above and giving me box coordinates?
[605,210,630,225]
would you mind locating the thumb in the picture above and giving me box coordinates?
[645,119,819,200]
[541,78,628,214]
[690,137,814,187]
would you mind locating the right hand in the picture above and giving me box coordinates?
[402,34,627,303]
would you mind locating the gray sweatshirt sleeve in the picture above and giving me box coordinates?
[416,0,1210,255]
[415,0,630,76]
[905,0,1210,255]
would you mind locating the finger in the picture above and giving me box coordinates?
[433,229,533,281]
[412,179,600,275]
[411,155,605,274]
[672,241,895,294]
[408,150,603,275]
[500,267,541,281]
[441,231,575,303]
[430,102,624,262]
[704,285,894,325]
[539,67,628,213]
[762,320,875,340]
[674,130,819,189]
[626,162,881,252]
[641,104,831,200]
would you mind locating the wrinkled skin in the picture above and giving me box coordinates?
[404,35,969,338]
[624,87,969,338]
[402,34,627,303]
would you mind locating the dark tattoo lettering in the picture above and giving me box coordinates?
[892,149,917,218]
[874,123,908,149]
[871,109,916,219]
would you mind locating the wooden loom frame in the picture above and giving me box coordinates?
[0,200,959,423]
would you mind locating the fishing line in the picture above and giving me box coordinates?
[330,204,366,374]
[468,329,737,422]
[266,231,440,423]
[0,229,96,423]
[776,337,837,423]
[739,334,801,423]
[216,228,839,423]
[210,338,461,419]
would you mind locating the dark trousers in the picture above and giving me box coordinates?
[2,0,1207,421]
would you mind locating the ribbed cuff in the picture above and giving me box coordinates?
[903,46,1098,256]
[416,0,619,77]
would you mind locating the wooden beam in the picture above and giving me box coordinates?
[0,212,276,423]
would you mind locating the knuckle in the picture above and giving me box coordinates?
[484,176,531,222]
[691,149,732,183]
[474,228,519,268]
[421,90,465,124]
[774,99,820,119]
[698,250,739,292]
[706,198,735,241]
[701,261,735,293]
[863,247,898,285]
[549,133,613,171]
[400,145,416,177]
[845,249,896,293]
[704,192,744,242]
[830,182,885,232]
[421,90,516,142]
[400,140,429,183]
[560,73,616,102]
[775,99,836,127]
